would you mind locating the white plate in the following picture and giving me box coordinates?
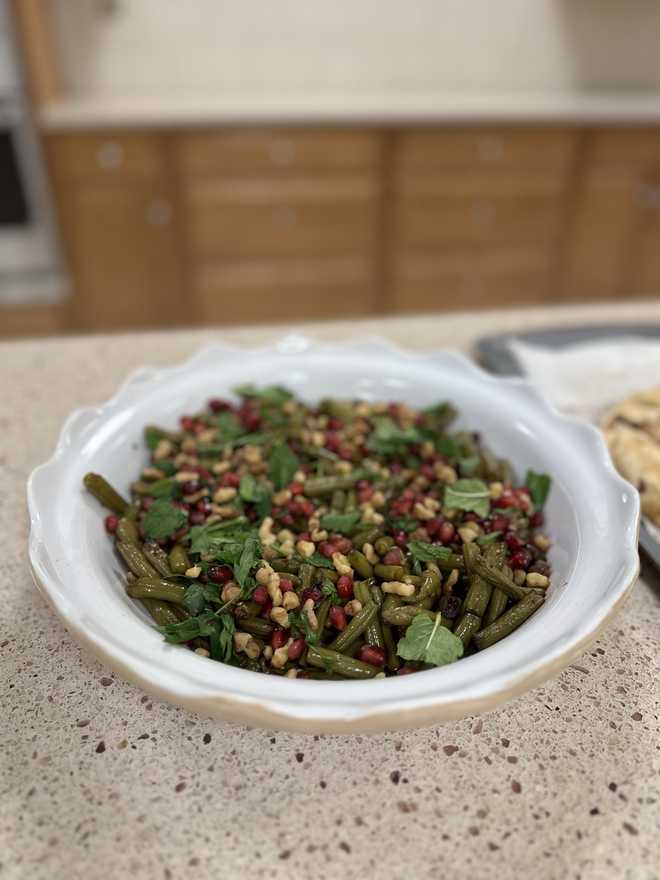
[27,336,640,733]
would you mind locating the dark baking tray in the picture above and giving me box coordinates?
[474,323,660,569]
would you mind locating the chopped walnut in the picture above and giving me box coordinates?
[381,581,416,597]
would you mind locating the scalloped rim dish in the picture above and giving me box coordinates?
[27,336,640,732]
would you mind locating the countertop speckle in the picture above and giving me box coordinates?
[2,302,659,880]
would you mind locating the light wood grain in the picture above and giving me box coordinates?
[46,133,168,182]
[11,0,59,103]
[0,302,66,338]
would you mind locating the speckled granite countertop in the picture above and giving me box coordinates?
[2,301,659,880]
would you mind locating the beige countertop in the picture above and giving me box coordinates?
[38,92,660,131]
[2,300,659,880]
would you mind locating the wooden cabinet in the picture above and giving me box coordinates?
[389,128,578,312]
[46,133,183,330]
[562,130,660,300]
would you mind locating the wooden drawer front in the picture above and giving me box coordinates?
[194,258,375,324]
[392,246,553,312]
[588,130,660,167]
[186,176,380,260]
[47,133,167,182]
[396,129,576,172]
[177,130,382,175]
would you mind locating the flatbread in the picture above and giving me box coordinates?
[601,386,660,524]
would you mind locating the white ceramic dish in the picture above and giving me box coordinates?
[27,336,640,733]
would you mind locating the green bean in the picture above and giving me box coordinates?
[142,541,173,576]
[329,602,378,653]
[371,583,400,671]
[116,517,140,545]
[304,473,369,497]
[470,557,530,602]
[351,526,382,549]
[237,617,274,638]
[382,594,404,615]
[430,553,466,572]
[141,598,180,627]
[168,543,191,575]
[483,543,508,626]
[344,488,357,512]
[300,563,315,589]
[355,582,384,648]
[144,424,179,446]
[403,569,441,605]
[331,489,346,511]
[116,541,158,578]
[382,606,450,627]
[453,612,482,647]
[348,550,373,579]
[83,473,128,515]
[473,591,544,650]
[462,544,492,618]
[128,577,186,604]
[235,601,261,619]
[270,558,301,574]
[131,480,159,496]
[306,645,381,679]
[402,574,423,587]
[374,563,406,581]
[315,597,332,638]
[125,499,141,521]
[314,568,337,584]
[374,536,394,556]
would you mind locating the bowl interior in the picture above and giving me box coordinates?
[29,343,638,728]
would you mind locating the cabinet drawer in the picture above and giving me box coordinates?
[47,133,168,181]
[176,129,382,175]
[185,176,380,259]
[588,130,660,166]
[194,258,375,324]
[391,246,553,311]
[396,129,576,171]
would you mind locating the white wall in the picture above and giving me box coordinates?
[50,0,660,99]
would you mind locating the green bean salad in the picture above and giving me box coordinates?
[84,386,553,679]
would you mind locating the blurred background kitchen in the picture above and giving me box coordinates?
[3,0,660,339]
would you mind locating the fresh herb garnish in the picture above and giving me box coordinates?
[187,518,250,555]
[183,581,221,615]
[408,542,453,563]
[396,614,464,666]
[319,512,361,533]
[444,478,490,518]
[142,499,188,540]
[233,535,261,589]
[239,473,272,518]
[458,455,481,477]
[288,610,320,645]
[157,611,218,644]
[386,515,419,533]
[304,551,336,570]
[269,443,300,490]
[321,579,340,604]
[148,477,178,499]
[233,384,294,406]
[367,416,422,456]
[525,470,551,509]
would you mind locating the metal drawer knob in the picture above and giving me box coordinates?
[96,141,124,170]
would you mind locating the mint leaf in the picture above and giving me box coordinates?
[444,478,490,518]
[157,610,217,644]
[209,614,235,662]
[525,470,551,509]
[304,551,335,570]
[421,402,457,430]
[386,515,419,533]
[233,384,293,406]
[145,425,169,451]
[148,477,177,499]
[142,499,187,540]
[458,455,481,477]
[239,473,258,502]
[187,518,249,555]
[288,610,320,646]
[209,411,244,440]
[183,582,207,615]
[408,542,453,563]
[396,614,464,666]
[367,416,422,456]
[321,579,339,604]
[269,444,299,490]
[434,435,461,459]
[239,473,272,518]
[234,535,261,588]
[319,512,361,533]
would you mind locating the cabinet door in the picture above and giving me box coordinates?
[58,182,182,330]
[626,178,660,296]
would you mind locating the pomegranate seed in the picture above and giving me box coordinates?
[491,515,510,532]
[289,481,304,496]
[338,445,354,461]
[208,398,231,413]
[328,606,347,630]
[302,587,322,605]
[195,499,212,515]
[387,402,400,419]
[336,575,354,600]
[425,516,444,538]
[180,415,195,432]
[221,472,240,488]
[172,525,189,543]
[193,466,212,481]
[189,510,206,525]
[358,645,386,667]
[287,638,305,661]
[260,599,273,618]
[279,513,295,527]
[390,498,412,516]
[397,665,417,675]
[318,541,337,559]
[104,515,119,534]
[279,578,294,593]
[505,534,524,551]
[300,463,313,475]
[289,499,314,518]
[142,496,155,512]
[252,585,269,605]
[324,432,341,453]
[389,462,403,474]
[298,530,312,542]
[181,480,199,495]
[462,512,480,523]
[498,490,518,508]
[509,549,532,571]
[358,486,374,504]
[530,511,545,528]
[207,564,233,584]
[192,421,207,434]
[332,536,352,555]
[421,463,436,479]
[271,628,289,649]
[438,522,456,544]
[393,530,408,549]
[382,548,403,566]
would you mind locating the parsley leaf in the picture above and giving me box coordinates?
[208,410,244,440]
[187,518,250,555]
[458,455,481,477]
[209,614,235,662]
[148,477,178,499]
[233,384,293,406]
[386,515,419,533]
[234,535,261,588]
[239,473,258,502]
[239,473,272,518]
[408,542,453,563]
[144,425,168,451]
[421,402,457,430]
[157,610,218,644]
[367,416,422,456]
[142,500,188,540]
[269,444,300,490]
[319,512,361,533]
[288,610,320,646]
[304,551,335,570]
[525,470,551,509]
[183,582,207,615]
[321,579,339,604]
[434,435,461,460]
[444,478,490,518]
[396,614,464,666]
